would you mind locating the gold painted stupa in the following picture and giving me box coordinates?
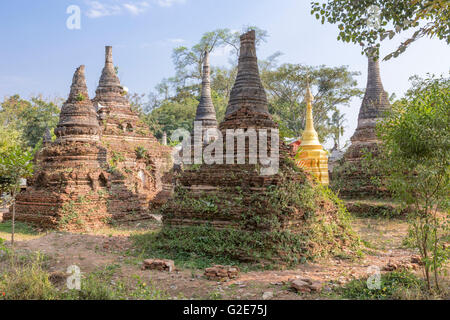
[296,84,329,185]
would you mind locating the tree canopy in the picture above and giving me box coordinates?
[0,95,60,149]
[141,27,362,146]
[311,0,450,60]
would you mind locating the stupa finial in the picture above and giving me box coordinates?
[68,65,90,102]
[195,50,217,129]
[301,82,320,147]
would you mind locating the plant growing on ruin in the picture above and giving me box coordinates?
[135,146,147,159]
[377,74,450,292]
[76,93,85,101]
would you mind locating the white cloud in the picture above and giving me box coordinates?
[167,38,186,44]
[85,1,122,18]
[155,0,186,7]
[85,1,150,18]
[123,2,150,15]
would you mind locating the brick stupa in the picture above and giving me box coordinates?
[8,66,112,229]
[194,51,218,137]
[93,46,173,213]
[331,56,391,198]
[158,31,356,265]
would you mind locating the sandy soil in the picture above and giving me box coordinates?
[0,216,426,300]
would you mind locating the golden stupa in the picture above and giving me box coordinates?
[296,84,329,185]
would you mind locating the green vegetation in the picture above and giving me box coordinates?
[0,95,60,150]
[0,145,34,246]
[136,26,362,144]
[311,0,449,60]
[0,221,37,236]
[0,250,168,300]
[377,75,449,291]
[75,93,85,101]
[132,159,359,270]
[333,271,429,300]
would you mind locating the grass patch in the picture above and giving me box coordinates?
[0,221,38,236]
[0,249,168,300]
[346,201,408,219]
[332,271,432,300]
[62,265,169,300]
[131,226,310,271]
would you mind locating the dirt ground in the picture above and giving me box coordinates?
[0,214,429,300]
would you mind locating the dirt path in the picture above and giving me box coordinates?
[2,216,422,300]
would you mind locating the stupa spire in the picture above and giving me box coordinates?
[300,84,321,147]
[43,128,52,145]
[351,55,391,143]
[195,51,217,129]
[298,82,329,185]
[68,65,90,102]
[55,65,99,142]
[225,30,269,117]
[99,46,121,88]
[93,46,128,109]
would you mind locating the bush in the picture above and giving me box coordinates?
[0,253,57,300]
[336,271,427,300]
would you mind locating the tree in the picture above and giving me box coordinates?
[171,26,268,87]
[328,109,347,150]
[377,74,449,291]
[261,63,363,141]
[142,96,198,139]
[311,0,450,60]
[0,95,60,149]
[0,146,34,247]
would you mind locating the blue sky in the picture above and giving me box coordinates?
[1,0,449,147]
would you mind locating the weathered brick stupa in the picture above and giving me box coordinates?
[7,66,111,230]
[331,56,391,198]
[147,31,357,267]
[194,51,218,138]
[296,84,329,185]
[189,51,218,158]
[93,46,173,215]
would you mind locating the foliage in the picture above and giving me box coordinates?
[143,27,362,144]
[132,159,359,269]
[0,95,60,149]
[377,74,450,291]
[335,271,427,300]
[0,146,34,195]
[0,145,34,245]
[330,148,390,199]
[172,26,268,86]
[0,255,168,300]
[311,0,450,60]
[0,253,57,300]
[0,125,23,154]
[261,63,363,140]
[0,221,37,236]
[142,96,197,139]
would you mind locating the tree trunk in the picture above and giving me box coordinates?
[11,190,15,248]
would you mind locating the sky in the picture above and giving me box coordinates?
[1,0,449,148]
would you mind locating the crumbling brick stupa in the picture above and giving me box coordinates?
[6,66,112,230]
[7,50,173,230]
[331,56,391,198]
[154,31,357,266]
[93,46,173,216]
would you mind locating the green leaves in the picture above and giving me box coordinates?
[0,145,34,194]
[0,95,60,149]
[311,0,449,60]
[261,62,363,141]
